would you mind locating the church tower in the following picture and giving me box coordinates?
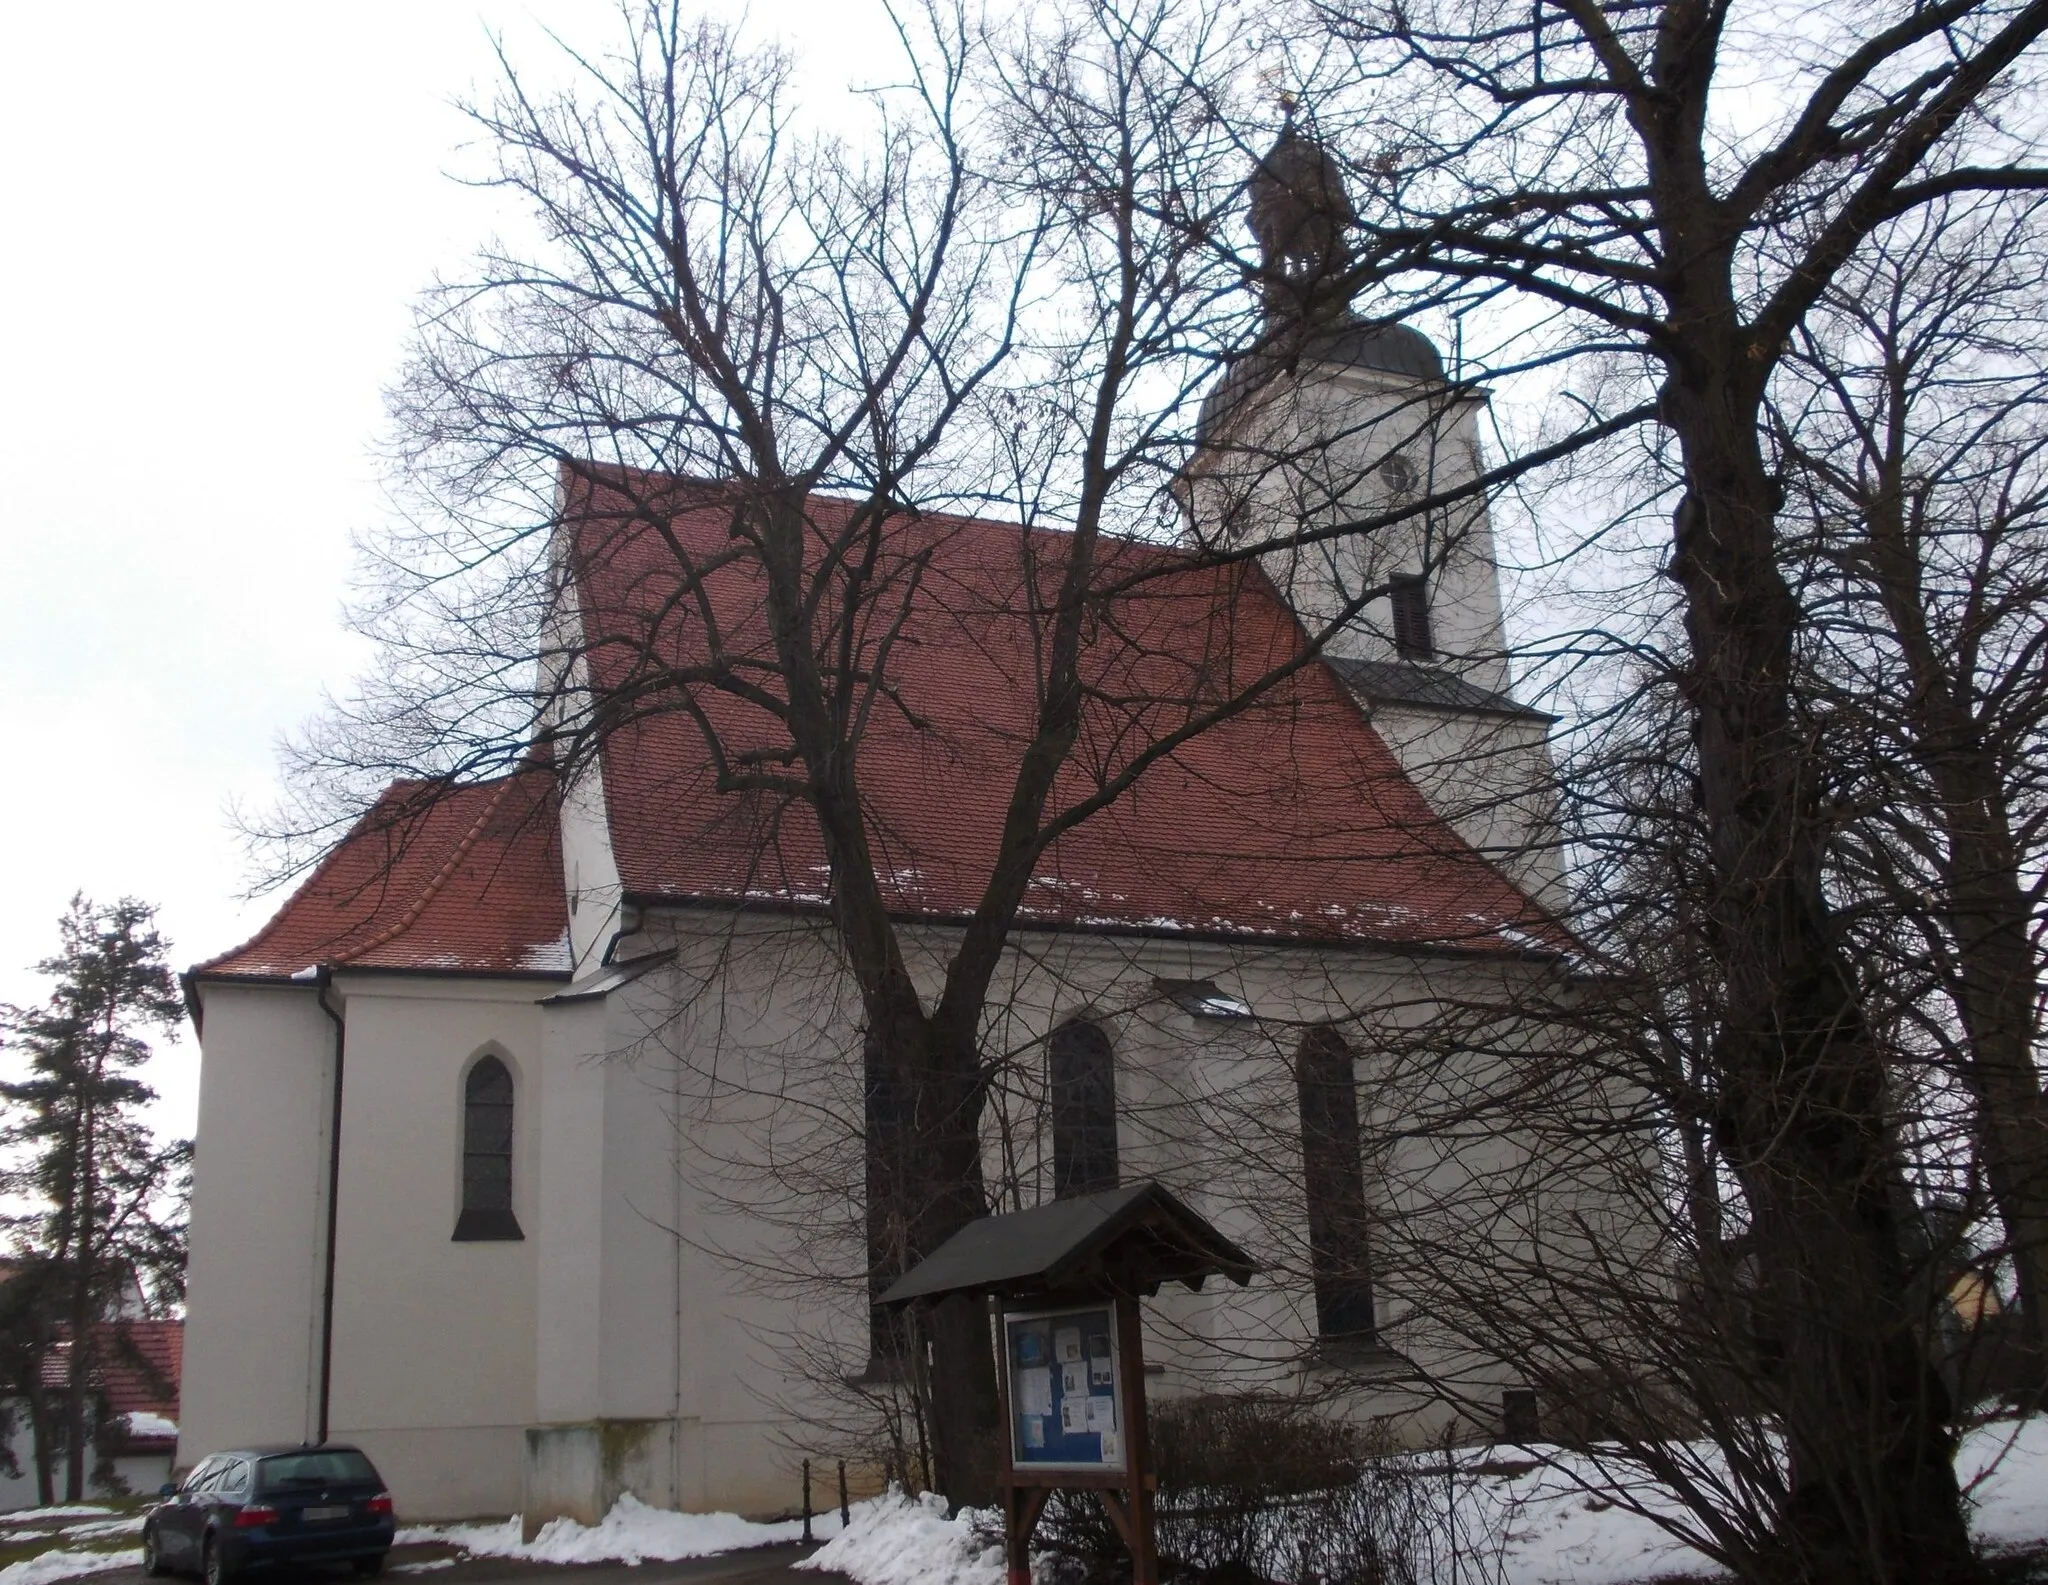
[1185,120,1563,902]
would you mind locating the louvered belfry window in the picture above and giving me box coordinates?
[1295,1027,1376,1340]
[1390,573,1435,661]
[454,1054,523,1241]
[1049,1020,1119,1199]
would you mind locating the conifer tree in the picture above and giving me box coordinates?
[0,896,191,1501]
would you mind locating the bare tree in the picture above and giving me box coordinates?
[278,0,1556,1505]
[1255,3,2048,1576]
[1772,192,2048,1391]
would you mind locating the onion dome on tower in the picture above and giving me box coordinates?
[1200,118,1444,441]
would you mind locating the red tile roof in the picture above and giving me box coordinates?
[196,769,570,980]
[41,1320,183,1425]
[567,469,1561,953]
[198,467,1561,977]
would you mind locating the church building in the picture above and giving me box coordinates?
[178,129,1591,1524]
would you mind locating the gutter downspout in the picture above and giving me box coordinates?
[314,968,346,1446]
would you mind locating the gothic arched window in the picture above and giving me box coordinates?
[1295,1027,1375,1340]
[1049,1021,1119,1199]
[453,1053,523,1241]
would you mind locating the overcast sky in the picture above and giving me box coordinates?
[0,0,905,1138]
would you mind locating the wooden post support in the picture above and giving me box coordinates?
[1115,1295,1158,1585]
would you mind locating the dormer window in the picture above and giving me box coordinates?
[1390,574,1434,661]
[1155,977,1255,1020]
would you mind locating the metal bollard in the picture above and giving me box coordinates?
[838,1458,850,1526]
[802,1459,813,1543]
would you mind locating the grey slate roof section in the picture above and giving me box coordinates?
[1328,657,1555,722]
[1198,318,1448,442]
[877,1181,1256,1307]
[537,949,674,1005]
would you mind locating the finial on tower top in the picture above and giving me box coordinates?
[1246,117,1357,325]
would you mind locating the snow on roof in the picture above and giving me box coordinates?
[39,1320,183,1425]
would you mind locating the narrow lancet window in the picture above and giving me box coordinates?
[1049,1020,1119,1199]
[1295,1027,1376,1340]
[454,1054,523,1241]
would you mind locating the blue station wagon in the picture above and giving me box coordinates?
[144,1445,396,1584]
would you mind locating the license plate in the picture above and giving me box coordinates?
[301,1506,349,1522]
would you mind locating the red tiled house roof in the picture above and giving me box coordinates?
[198,467,1562,979]
[41,1320,184,1448]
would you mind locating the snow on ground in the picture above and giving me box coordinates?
[801,1418,2048,1585]
[0,1514,111,1529]
[403,1492,844,1566]
[1961,1413,2048,1550]
[797,1492,1001,1585]
[0,1550,140,1585]
[1480,1450,1723,1585]
[1490,1415,2048,1584]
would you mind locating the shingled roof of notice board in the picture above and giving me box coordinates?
[877,1181,1256,1307]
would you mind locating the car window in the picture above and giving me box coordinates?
[181,1458,218,1494]
[256,1450,379,1489]
[220,1461,250,1498]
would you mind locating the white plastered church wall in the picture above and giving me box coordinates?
[542,590,628,978]
[528,911,1603,1514]
[320,975,542,1517]
[180,908,1630,1522]
[179,986,337,1465]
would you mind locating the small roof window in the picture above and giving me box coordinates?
[1154,978,1255,1020]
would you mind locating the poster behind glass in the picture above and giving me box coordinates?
[1004,1306,1123,1470]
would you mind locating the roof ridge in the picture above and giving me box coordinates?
[333,774,524,967]
[566,460,1197,568]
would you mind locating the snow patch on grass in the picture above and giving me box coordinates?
[0,1548,141,1585]
[52,1522,140,1545]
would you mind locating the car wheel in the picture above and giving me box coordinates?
[352,1556,385,1579]
[202,1534,233,1585]
[142,1525,170,1578]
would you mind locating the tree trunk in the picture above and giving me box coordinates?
[65,1304,89,1502]
[862,976,999,1508]
[1665,389,1975,1581]
[26,1386,55,1509]
[1939,839,2048,1386]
